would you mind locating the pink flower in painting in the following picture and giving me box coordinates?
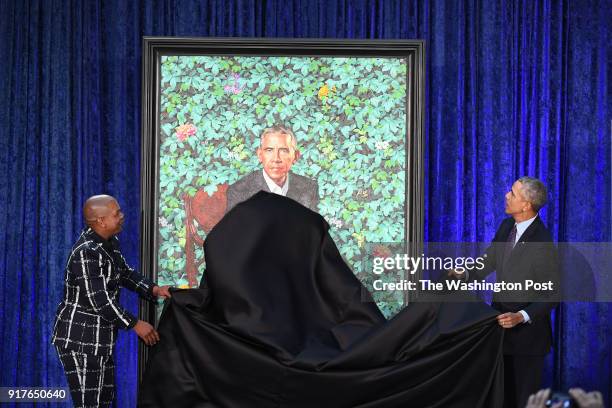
[224,73,244,94]
[176,123,197,141]
[372,245,392,258]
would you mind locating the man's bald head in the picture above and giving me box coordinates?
[83,195,118,227]
[83,195,125,239]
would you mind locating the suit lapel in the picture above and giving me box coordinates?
[517,216,542,244]
[286,173,299,200]
[256,171,271,193]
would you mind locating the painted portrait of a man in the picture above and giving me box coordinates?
[225,125,319,213]
[153,51,414,317]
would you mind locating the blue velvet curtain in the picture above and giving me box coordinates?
[0,1,609,406]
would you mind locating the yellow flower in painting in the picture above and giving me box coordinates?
[356,189,369,199]
[178,284,190,289]
[352,232,365,248]
[318,84,329,99]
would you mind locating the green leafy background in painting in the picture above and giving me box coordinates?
[157,56,406,317]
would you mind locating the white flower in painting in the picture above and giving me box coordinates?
[159,217,170,228]
[227,150,240,161]
[328,217,343,229]
[375,141,390,150]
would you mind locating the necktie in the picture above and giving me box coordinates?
[503,224,518,265]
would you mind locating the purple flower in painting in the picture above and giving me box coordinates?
[225,73,244,94]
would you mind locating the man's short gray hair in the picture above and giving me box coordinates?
[517,176,548,212]
[260,125,297,150]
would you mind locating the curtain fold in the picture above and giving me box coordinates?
[0,1,609,406]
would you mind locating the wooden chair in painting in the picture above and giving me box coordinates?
[183,184,228,287]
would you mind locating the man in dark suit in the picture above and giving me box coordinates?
[225,125,319,213]
[52,195,171,408]
[451,176,559,408]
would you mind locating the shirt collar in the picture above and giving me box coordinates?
[84,227,115,247]
[514,214,538,242]
[262,170,289,196]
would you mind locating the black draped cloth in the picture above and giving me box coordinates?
[139,192,504,407]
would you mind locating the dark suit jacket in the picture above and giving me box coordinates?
[52,228,156,356]
[473,216,559,355]
[225,170,319,213]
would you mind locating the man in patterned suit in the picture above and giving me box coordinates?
[52,195,171,408]
[225,125,319,213]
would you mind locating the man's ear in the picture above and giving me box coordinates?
[293,149,301,162]
[256,148,263,163]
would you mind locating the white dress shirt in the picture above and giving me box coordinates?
[262,170,289,196]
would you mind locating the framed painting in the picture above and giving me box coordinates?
[139,38,425,370]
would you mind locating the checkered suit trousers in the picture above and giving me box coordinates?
[55,346,115,408]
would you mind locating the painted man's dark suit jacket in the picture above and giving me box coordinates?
[473,216,559,355]
[225,170,319,213]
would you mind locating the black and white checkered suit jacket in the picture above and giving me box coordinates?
[52,227,156,356]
